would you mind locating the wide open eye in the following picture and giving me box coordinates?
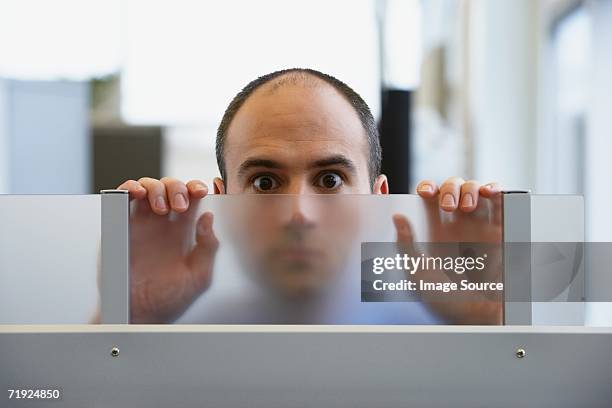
[252,175,280,192]
[316,172,343,190]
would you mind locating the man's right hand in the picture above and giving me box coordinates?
[118,177,218,324]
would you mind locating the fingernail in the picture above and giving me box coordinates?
[461,193,474,208]
[418,184,433,193]
[155,196,167,212]
[173,193,187,210]
[195,183,207,192]
[441,193,455,208]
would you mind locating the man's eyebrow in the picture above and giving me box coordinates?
[311,155,357,174]
[237,158,286,177]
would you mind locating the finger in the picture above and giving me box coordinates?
[178,180,208,225]
[393,214,453,291]
[416,180,439,198]
[493,195,503,227]
[439,177,464,212]
[392,214,415,248]
[459,180,481,213]
[138,177,169,215]
[161,177,189,213]
[479,182,502,198]
[478,182,503,227]
[194,212,219,248]
[116,180,147,201]
[186,180,208,199]
[188,212,219,291]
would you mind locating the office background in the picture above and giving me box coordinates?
[0,0,611,241]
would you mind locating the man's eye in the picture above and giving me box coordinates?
[252,175,279,192]
[317,172,343,190]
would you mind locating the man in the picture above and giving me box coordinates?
[116,68,502,324]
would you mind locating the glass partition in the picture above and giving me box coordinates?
[1,193,601,326]
[128,194,504,325]
[0,195,100,324]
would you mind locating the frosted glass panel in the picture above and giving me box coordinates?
[0,195,100,323]
[128,194,503,325]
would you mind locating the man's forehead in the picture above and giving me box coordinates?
[231,135,358,165]
[224,80,368,163]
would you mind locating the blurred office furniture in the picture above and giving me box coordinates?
[92,125,162,193]
[0,79,89,194]
[376,0,422,194]
[379,89,413,193]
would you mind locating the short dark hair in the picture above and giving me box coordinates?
[215,68,382,187]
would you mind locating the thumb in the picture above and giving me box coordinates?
[187,212,219,291]
[392,214,415,249]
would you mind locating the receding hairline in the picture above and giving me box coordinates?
[259,70,333,94]
[225,71,368,136]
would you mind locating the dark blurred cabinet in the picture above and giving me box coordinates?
[92,125,162,193]
[379,89,412,194]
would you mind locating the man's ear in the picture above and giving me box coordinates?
[372,174,389,195]
[213,177,226,194]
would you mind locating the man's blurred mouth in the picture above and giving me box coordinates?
[272,247,323,263]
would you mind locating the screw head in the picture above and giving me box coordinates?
[110,346,120,357]
[516,348,526,358]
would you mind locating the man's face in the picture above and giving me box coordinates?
[216,78,387,298]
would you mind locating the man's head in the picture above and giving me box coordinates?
[214,68,388,195]
[214,68,387,298]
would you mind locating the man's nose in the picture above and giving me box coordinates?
[282,181,318,229]
[286,195,317,228]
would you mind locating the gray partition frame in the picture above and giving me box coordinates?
[502,191,533,325]
[99,190,130,324]
[1,325,611,407]
[502,192,586,325]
